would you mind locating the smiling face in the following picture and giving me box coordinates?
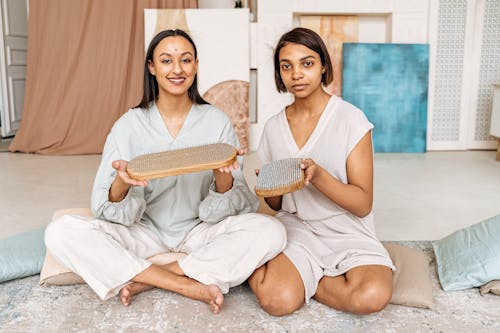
[278,42,324,99]
[148,36,198,98]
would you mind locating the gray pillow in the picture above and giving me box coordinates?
[433,214,500,291]
[0,228,46,282]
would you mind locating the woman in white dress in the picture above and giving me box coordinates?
[248,27,395,316]
[45,29,285,314]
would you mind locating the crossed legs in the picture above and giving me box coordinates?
[45,217,224,314]
[120,262,224,314]
[46,213,285,315]
[119,213,286,313]
[248,253,393,316]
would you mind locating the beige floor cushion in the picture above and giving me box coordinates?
[384,243,435,310]
[479,280,500,296]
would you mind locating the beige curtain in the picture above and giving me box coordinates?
[9,0,197,155]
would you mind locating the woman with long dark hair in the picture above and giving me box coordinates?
[45,29,285,314]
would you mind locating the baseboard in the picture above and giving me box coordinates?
[0,138,12,152]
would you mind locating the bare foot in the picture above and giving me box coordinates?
[119,282,154,306]
[130,265,224,313]
[205,284,224,314]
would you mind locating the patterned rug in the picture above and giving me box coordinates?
[1,242,499,332]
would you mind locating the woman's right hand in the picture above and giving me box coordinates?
[108,160,147,202]
[112,160,148,187]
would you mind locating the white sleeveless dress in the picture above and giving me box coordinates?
[258,95,395,301]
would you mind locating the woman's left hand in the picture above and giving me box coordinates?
[301,158,320,185]
[212,149,242,193]
[216,149,243,174]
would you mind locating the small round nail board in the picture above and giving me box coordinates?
[255,158,305,197]
[127,143,237,180]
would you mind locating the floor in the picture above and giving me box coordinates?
[1,148,500,332]
[1,149,499,241]
[1,243,499,332]
[0,137,11,152]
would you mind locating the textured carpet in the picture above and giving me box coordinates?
[1,242,499,332]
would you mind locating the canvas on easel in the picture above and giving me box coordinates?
[342,43,429,153]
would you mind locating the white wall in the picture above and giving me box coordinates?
[250,0,430,151]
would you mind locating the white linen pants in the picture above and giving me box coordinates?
[45,213,286,300]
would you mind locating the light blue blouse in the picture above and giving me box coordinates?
[90,103,258,248]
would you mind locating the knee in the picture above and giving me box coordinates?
[350,280,392,315]
[256,285,304,316]
[45,217,65,248]
[250,214,287,251]
[45,216,80,252]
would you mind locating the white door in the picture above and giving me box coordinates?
[0,0,28,138]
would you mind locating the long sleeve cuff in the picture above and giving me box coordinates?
[94,186,146,226]
[198,177,258,223]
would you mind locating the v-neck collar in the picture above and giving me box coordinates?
[280,95,338,156]
[151,102,195,143]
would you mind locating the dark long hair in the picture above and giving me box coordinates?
[135,29,208,109]
[273,27,334,93]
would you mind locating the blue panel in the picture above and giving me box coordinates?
[342,43,429,152]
